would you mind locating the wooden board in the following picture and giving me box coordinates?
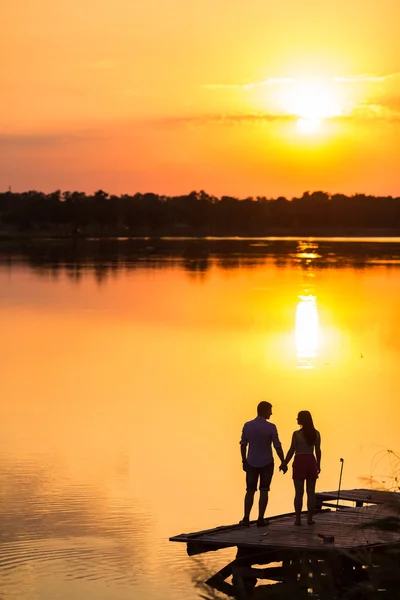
[316,488,400,506]
[170,500,400,553]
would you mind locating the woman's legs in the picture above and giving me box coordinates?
[306,478,316,524]
[294,479,305,524]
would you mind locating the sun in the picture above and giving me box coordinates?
[282,79,344,133]
[288,80,342,120]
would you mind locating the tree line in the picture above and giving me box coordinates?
[1,189,400,235]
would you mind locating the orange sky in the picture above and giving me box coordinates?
[1,0,399,197]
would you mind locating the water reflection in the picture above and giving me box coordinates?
[295,239,320,263]
[1,238,400,599]
[295,241,320,369]
[2,237,400,284]
[0,458,150,589]
[296,294,319,369]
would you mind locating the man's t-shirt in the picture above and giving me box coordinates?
[240,416,282,467]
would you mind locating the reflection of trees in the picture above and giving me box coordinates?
[0,459,150,585]
[182,257,210,275]
[1,190,400,236]
[1,238,400,282]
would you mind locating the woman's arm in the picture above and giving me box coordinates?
[315,431,321,473]
[282,432,296,466]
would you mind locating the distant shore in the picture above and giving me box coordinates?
[1,228,400,241]
[2,191,400,241]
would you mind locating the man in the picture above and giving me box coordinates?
[239,401,287,526]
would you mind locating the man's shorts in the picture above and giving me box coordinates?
[246,461,274,492]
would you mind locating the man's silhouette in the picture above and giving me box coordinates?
[239,401,286,526]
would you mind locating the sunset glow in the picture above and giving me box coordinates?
[1,0,398,196]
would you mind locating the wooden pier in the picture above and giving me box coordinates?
[170,489,400,598]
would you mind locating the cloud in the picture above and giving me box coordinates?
[365,95,400,112]
[152,107,400,129]
[333,73,399,83]
[0,134,72,147]
[198,71,400,125]
[152,112,297,127]
[0,131,102,147]
[203,72,400,90]
[344,102,400,123]
[334,73,400,122]
[202,77,294,90]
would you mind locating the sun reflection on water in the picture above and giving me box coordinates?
[296,294,319,369]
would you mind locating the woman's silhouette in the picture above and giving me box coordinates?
[281,411,321,525]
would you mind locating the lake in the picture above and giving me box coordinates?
[0,237,399,600]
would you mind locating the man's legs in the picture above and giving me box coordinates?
[244,490,255,520]
[240,466,258,524]
[258,462,274,523]
[258,490,269,520]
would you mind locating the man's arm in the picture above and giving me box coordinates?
[275,445,285,463]
[272,425,286,469]
[240,426,248,471]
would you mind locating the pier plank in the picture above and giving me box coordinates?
[170,490,400,554]
[316,488,400,506]
[170,490,400,596]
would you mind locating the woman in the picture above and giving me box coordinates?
[281,411,321,526]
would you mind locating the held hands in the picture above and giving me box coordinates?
[279,462,288,474]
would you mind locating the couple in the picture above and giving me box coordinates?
[239,401,321,527]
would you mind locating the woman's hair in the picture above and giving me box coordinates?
[298,410,317,446]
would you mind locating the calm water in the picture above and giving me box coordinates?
[1,238,399,599]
